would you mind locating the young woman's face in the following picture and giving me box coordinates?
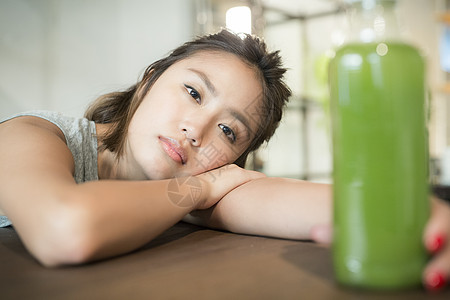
[125,51,263,180]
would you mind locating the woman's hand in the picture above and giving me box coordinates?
[310,196,450,292]
[194,164,265,210]
[423,197,450,291]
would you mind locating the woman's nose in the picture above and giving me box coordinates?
[181,127,202,147]
[180,110,216,147]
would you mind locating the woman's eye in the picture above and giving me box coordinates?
[218,124,236,143]
[184,85,201,104]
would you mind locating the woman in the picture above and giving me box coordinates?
[0,30,449,292]
[0,29,290,266]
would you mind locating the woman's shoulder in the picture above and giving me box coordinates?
[1,111,72,144]
[0,111,76,184]
[0,112,79,229]
[0,110,99,183]
[2,110,89,132]
[1,110,96,143]
[1,110,71,123]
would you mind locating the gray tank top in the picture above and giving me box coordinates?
[0,111,98,227]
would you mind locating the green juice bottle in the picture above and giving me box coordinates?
[329,0,429,289]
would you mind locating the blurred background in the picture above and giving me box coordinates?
[0,0,449,183]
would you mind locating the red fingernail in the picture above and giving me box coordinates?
[425,272,446,291]
[429,235,445,253]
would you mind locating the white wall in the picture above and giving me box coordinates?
[0,0,194,119]
[1,0,444,180]
[261,0,443,180]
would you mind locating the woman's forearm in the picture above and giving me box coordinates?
[183,177,332,240]
[8,178,202,267]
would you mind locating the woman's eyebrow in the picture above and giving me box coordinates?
[187,68,217,96]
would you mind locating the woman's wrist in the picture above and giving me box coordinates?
[165,176,209,211]
[194,176,211,210]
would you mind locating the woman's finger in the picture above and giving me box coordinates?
[423,245,450,291]
[195,164,266,209]
[310,223,333,245]
[424,197,448,253]
[423,197,450,291]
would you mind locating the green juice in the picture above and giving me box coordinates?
[329,42,429,289]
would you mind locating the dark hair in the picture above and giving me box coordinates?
[85,29,291,168]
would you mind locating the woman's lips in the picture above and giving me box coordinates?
[159,136,187,164]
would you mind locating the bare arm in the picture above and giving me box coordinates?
[183,177,332,240]
[185,176,450,292]
[0,117,263,266]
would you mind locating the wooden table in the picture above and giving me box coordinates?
[1,222,449,299]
